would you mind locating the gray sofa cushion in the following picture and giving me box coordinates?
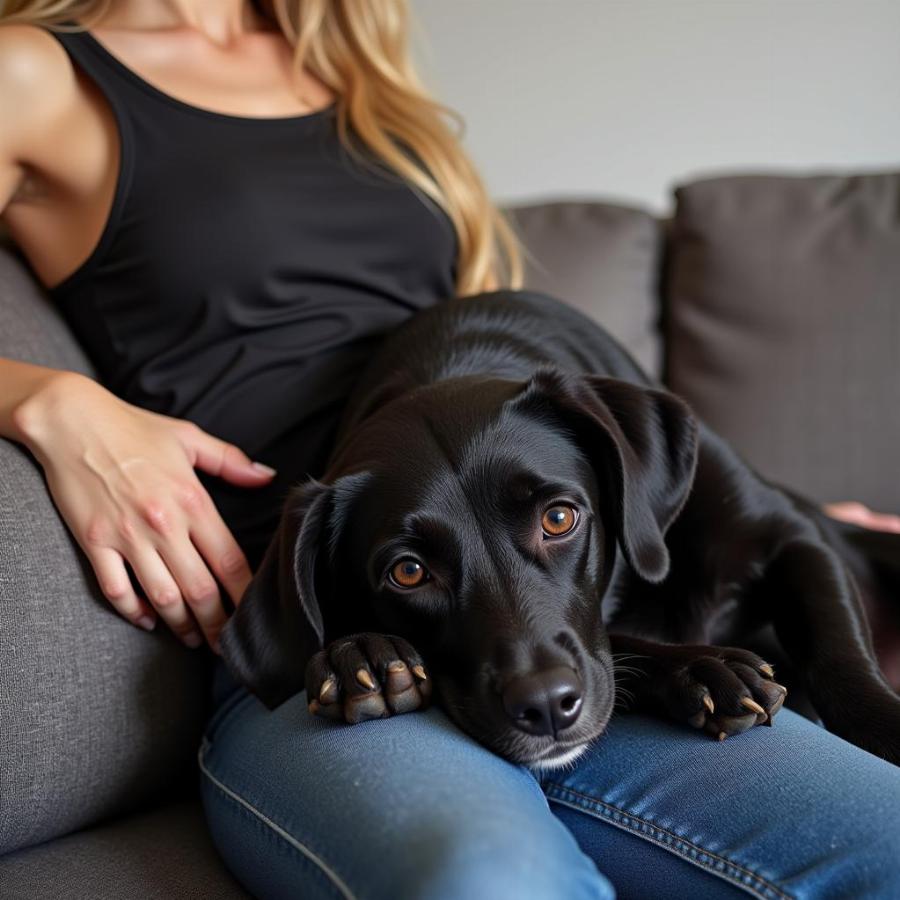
[0,798,248,898]
[0,244,214,854]
[505,201,663,378]
[665,172,900,510]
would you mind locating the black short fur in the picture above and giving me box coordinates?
[220,290,900,769]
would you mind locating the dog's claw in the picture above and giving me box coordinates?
[412,665,428,681]
[318,678,337,704]
[741,697,766,716]
[703,694,715,714]
[356,668,376,691]
[718,731,727,741]
[759,663,775,678]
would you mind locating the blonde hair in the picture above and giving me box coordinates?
[1,0,523,295]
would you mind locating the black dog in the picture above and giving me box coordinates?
[220,290,900,769]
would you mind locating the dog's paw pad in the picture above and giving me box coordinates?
[305,632,432,724]
[344,690,389,724]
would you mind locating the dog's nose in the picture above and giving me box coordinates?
[501,666,583,737]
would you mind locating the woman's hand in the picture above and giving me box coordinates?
[13,371,275,651]
[824,501,900,533]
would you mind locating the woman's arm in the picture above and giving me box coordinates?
[0,27,273,650]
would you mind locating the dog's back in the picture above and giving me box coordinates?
[336,290,652,439]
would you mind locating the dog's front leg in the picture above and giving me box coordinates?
[764,538,900,763]
[608,634,788,741]
[305,632,433,724]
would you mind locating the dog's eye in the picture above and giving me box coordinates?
[541,504,578,537]
[389,558,429,589]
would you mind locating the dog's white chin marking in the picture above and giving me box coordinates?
[524,743,590,772]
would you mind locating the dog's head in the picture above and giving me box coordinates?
[220,369,698,768]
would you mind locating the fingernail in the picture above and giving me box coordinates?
[137,615,156,632]
[251,461,277,476]
[183,632,203,648]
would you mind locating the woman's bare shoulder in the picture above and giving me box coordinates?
[0,25,81,156]
[0,24,86,212]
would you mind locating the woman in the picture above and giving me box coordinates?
[1,1,898,897]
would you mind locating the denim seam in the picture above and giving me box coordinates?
[543,783,793,900]
[198,742,358,900]
[212,781,349,900]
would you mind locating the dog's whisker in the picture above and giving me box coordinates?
[612,665,644,677]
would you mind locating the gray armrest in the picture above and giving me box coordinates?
[0,244,213,855]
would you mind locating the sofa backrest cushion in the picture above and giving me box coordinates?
[505,201,663,378]
[665,172,900,510]
[0,244,213,854]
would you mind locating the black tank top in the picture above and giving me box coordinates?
[47,29,458,567]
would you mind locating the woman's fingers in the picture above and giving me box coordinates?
[87,545,157,632]
[188,505,254,607]
[862,512,900,532]
[177,422,277,488]
[154,534,229,652]
[128,542,204,648]
[824,501,900,533]
[83,473,249,650]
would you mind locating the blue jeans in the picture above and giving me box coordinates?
[199,660,900,899]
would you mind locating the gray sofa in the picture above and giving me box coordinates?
[2,171,898,898]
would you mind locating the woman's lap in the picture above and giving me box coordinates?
[199,662,900,900]
[540,712,900,899]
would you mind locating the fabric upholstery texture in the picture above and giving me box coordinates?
[0,799,250,899]
[0,244,215,855]
[506,200,663,378]
[665,172,900,509]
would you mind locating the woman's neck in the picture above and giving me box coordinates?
[94,0,270,45]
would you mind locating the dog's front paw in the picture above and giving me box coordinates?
[655,647,787,741]
[305,632,432,724]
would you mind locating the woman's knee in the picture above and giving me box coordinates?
[200,689,612,899]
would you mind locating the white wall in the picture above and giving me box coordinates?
[410,0,900,213]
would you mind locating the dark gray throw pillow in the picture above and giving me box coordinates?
[665,171,900,510]
[505,200,663,378]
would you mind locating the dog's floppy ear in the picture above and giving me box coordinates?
[517,369,699,583]
[219,479,334,709]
